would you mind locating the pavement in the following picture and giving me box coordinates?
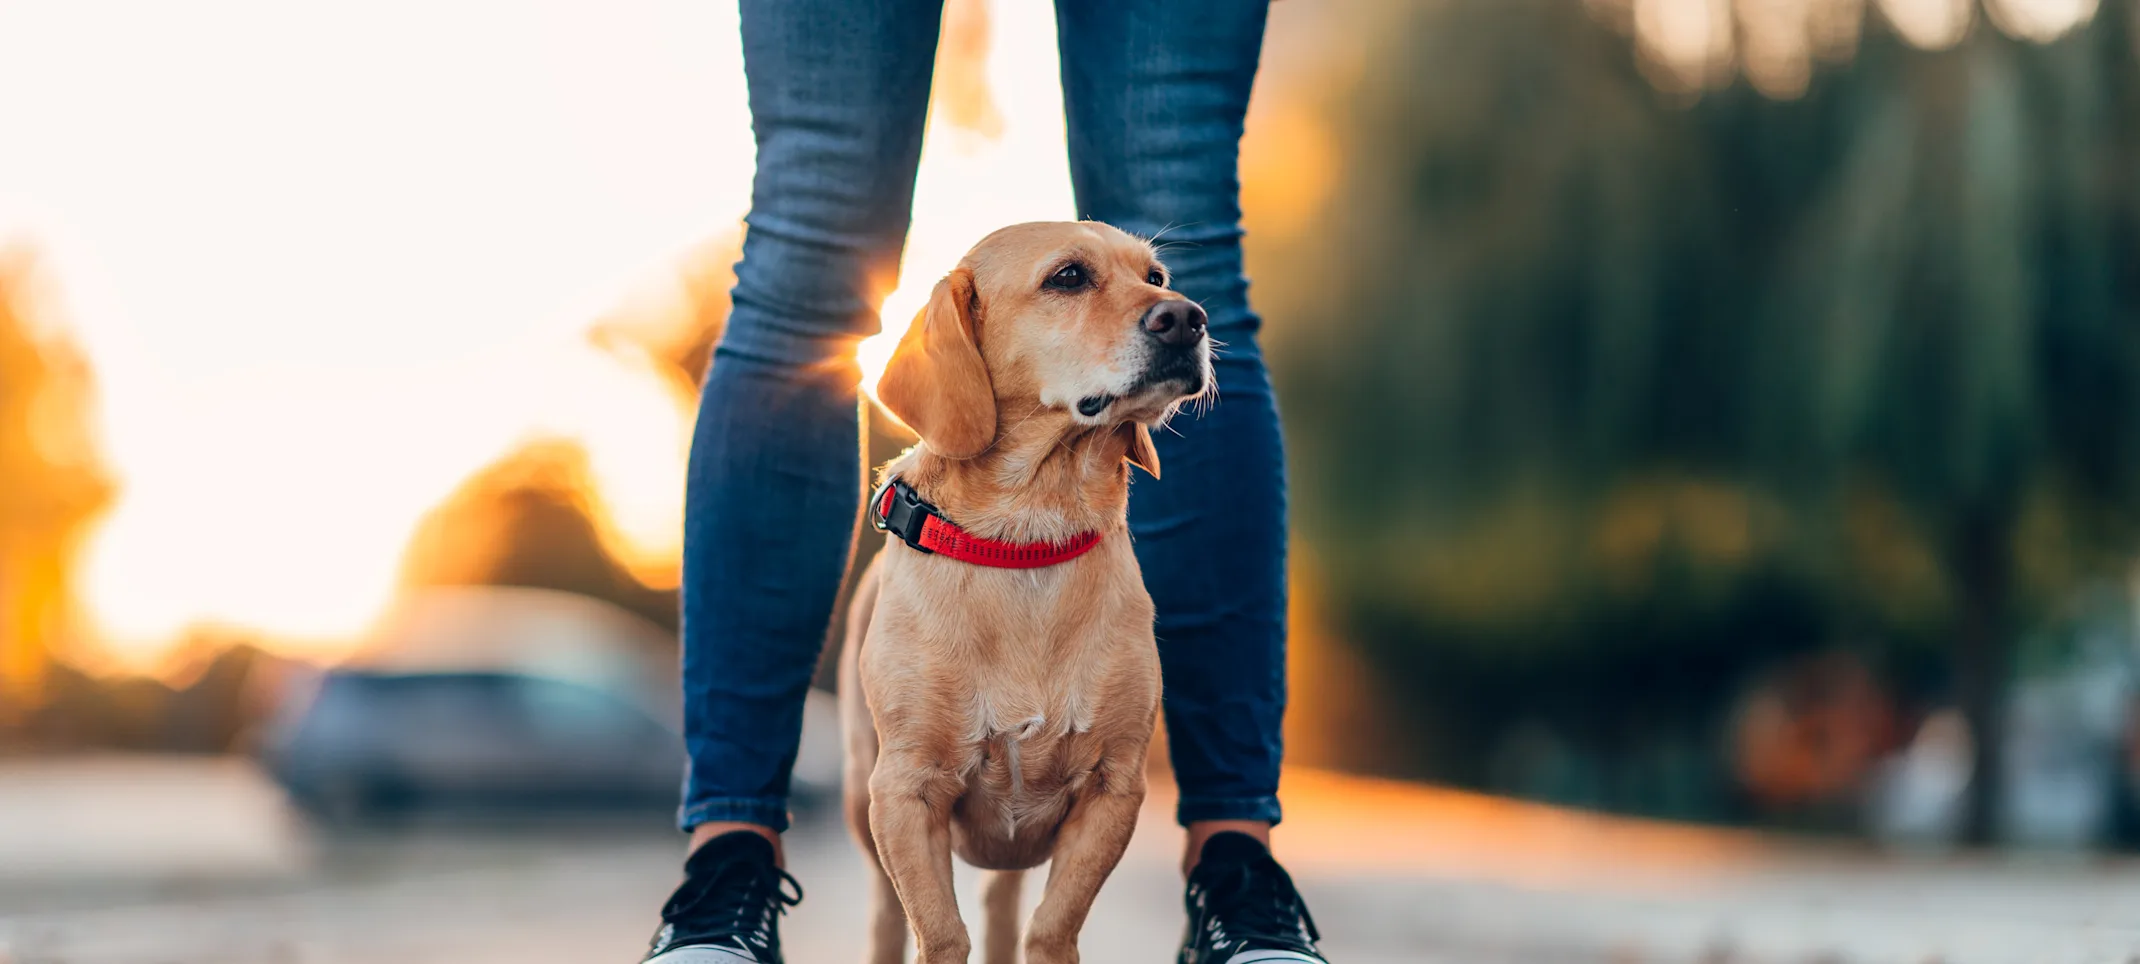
[5,757,2140,963]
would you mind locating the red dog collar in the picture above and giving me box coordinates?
[870,478,1103,569]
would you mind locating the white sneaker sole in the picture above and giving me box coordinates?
[644,946,765,964]
[1224,953,1326,964]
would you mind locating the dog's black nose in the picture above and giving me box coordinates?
[1141,300,1207,347]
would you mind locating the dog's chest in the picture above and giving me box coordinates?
[865,550,1157,846]
[866,552,1149,721]
[948,628,1149,847]
[955,717,1094,845]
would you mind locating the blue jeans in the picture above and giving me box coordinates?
[680,0,1284,833]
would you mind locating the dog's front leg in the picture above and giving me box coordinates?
[869,755,970,964]
[1023,755,1146,964]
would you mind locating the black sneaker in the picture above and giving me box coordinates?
[643,830,804,964]
[1178,832,1328,964]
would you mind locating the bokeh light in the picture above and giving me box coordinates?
[1986,0,2102,40]
[1877,0,1977,48]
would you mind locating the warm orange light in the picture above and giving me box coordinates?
[857,1,1079,405]
[0,1,759,659]
[0,1,1084,661]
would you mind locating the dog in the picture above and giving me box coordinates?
[839,221,1212,964]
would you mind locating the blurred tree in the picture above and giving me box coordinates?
[935,0,1004,142]
[589,233,740,405]
[1795,6,2129,840]
[0,246,114,736]
[23,629,287,753]
[399,438,679,637]
[1721,0,2140,840]
[1260,0,2140,833]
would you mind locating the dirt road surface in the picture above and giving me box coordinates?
[5,758,2140,963]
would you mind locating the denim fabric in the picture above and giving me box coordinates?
[681,0,1281,834]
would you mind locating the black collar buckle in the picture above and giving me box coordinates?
[869,478,938,554]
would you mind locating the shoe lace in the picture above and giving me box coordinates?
[660,857,804,956]
[1194,853,1321,952]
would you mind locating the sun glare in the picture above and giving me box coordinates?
[859,9,1078,405]
[0,0,1072,660]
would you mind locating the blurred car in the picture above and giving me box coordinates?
[258,586,841,822]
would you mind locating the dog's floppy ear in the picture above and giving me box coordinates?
[878,267,996,459]
[1120,422,1161,479]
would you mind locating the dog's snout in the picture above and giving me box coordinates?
[1141,300,1207,347]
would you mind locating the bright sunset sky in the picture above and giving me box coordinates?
[0,0,2098,660]
[0,0,1075,656]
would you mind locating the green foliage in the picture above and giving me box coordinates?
[1263,0,2140,803]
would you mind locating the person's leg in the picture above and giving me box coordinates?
[1053,0,1285,854]
[650,6,943,962]
[679,0,943,842]
[1057,14,1323,959]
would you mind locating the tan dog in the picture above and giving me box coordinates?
[839,221,1212,964]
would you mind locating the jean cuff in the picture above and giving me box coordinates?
[679,796,791,834]
[1176,794,1283,828]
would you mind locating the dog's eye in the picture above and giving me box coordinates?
[1146,268,1167,287]
[1045,263,1088,290]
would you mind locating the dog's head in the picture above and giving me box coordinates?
[877,221,1211,477]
